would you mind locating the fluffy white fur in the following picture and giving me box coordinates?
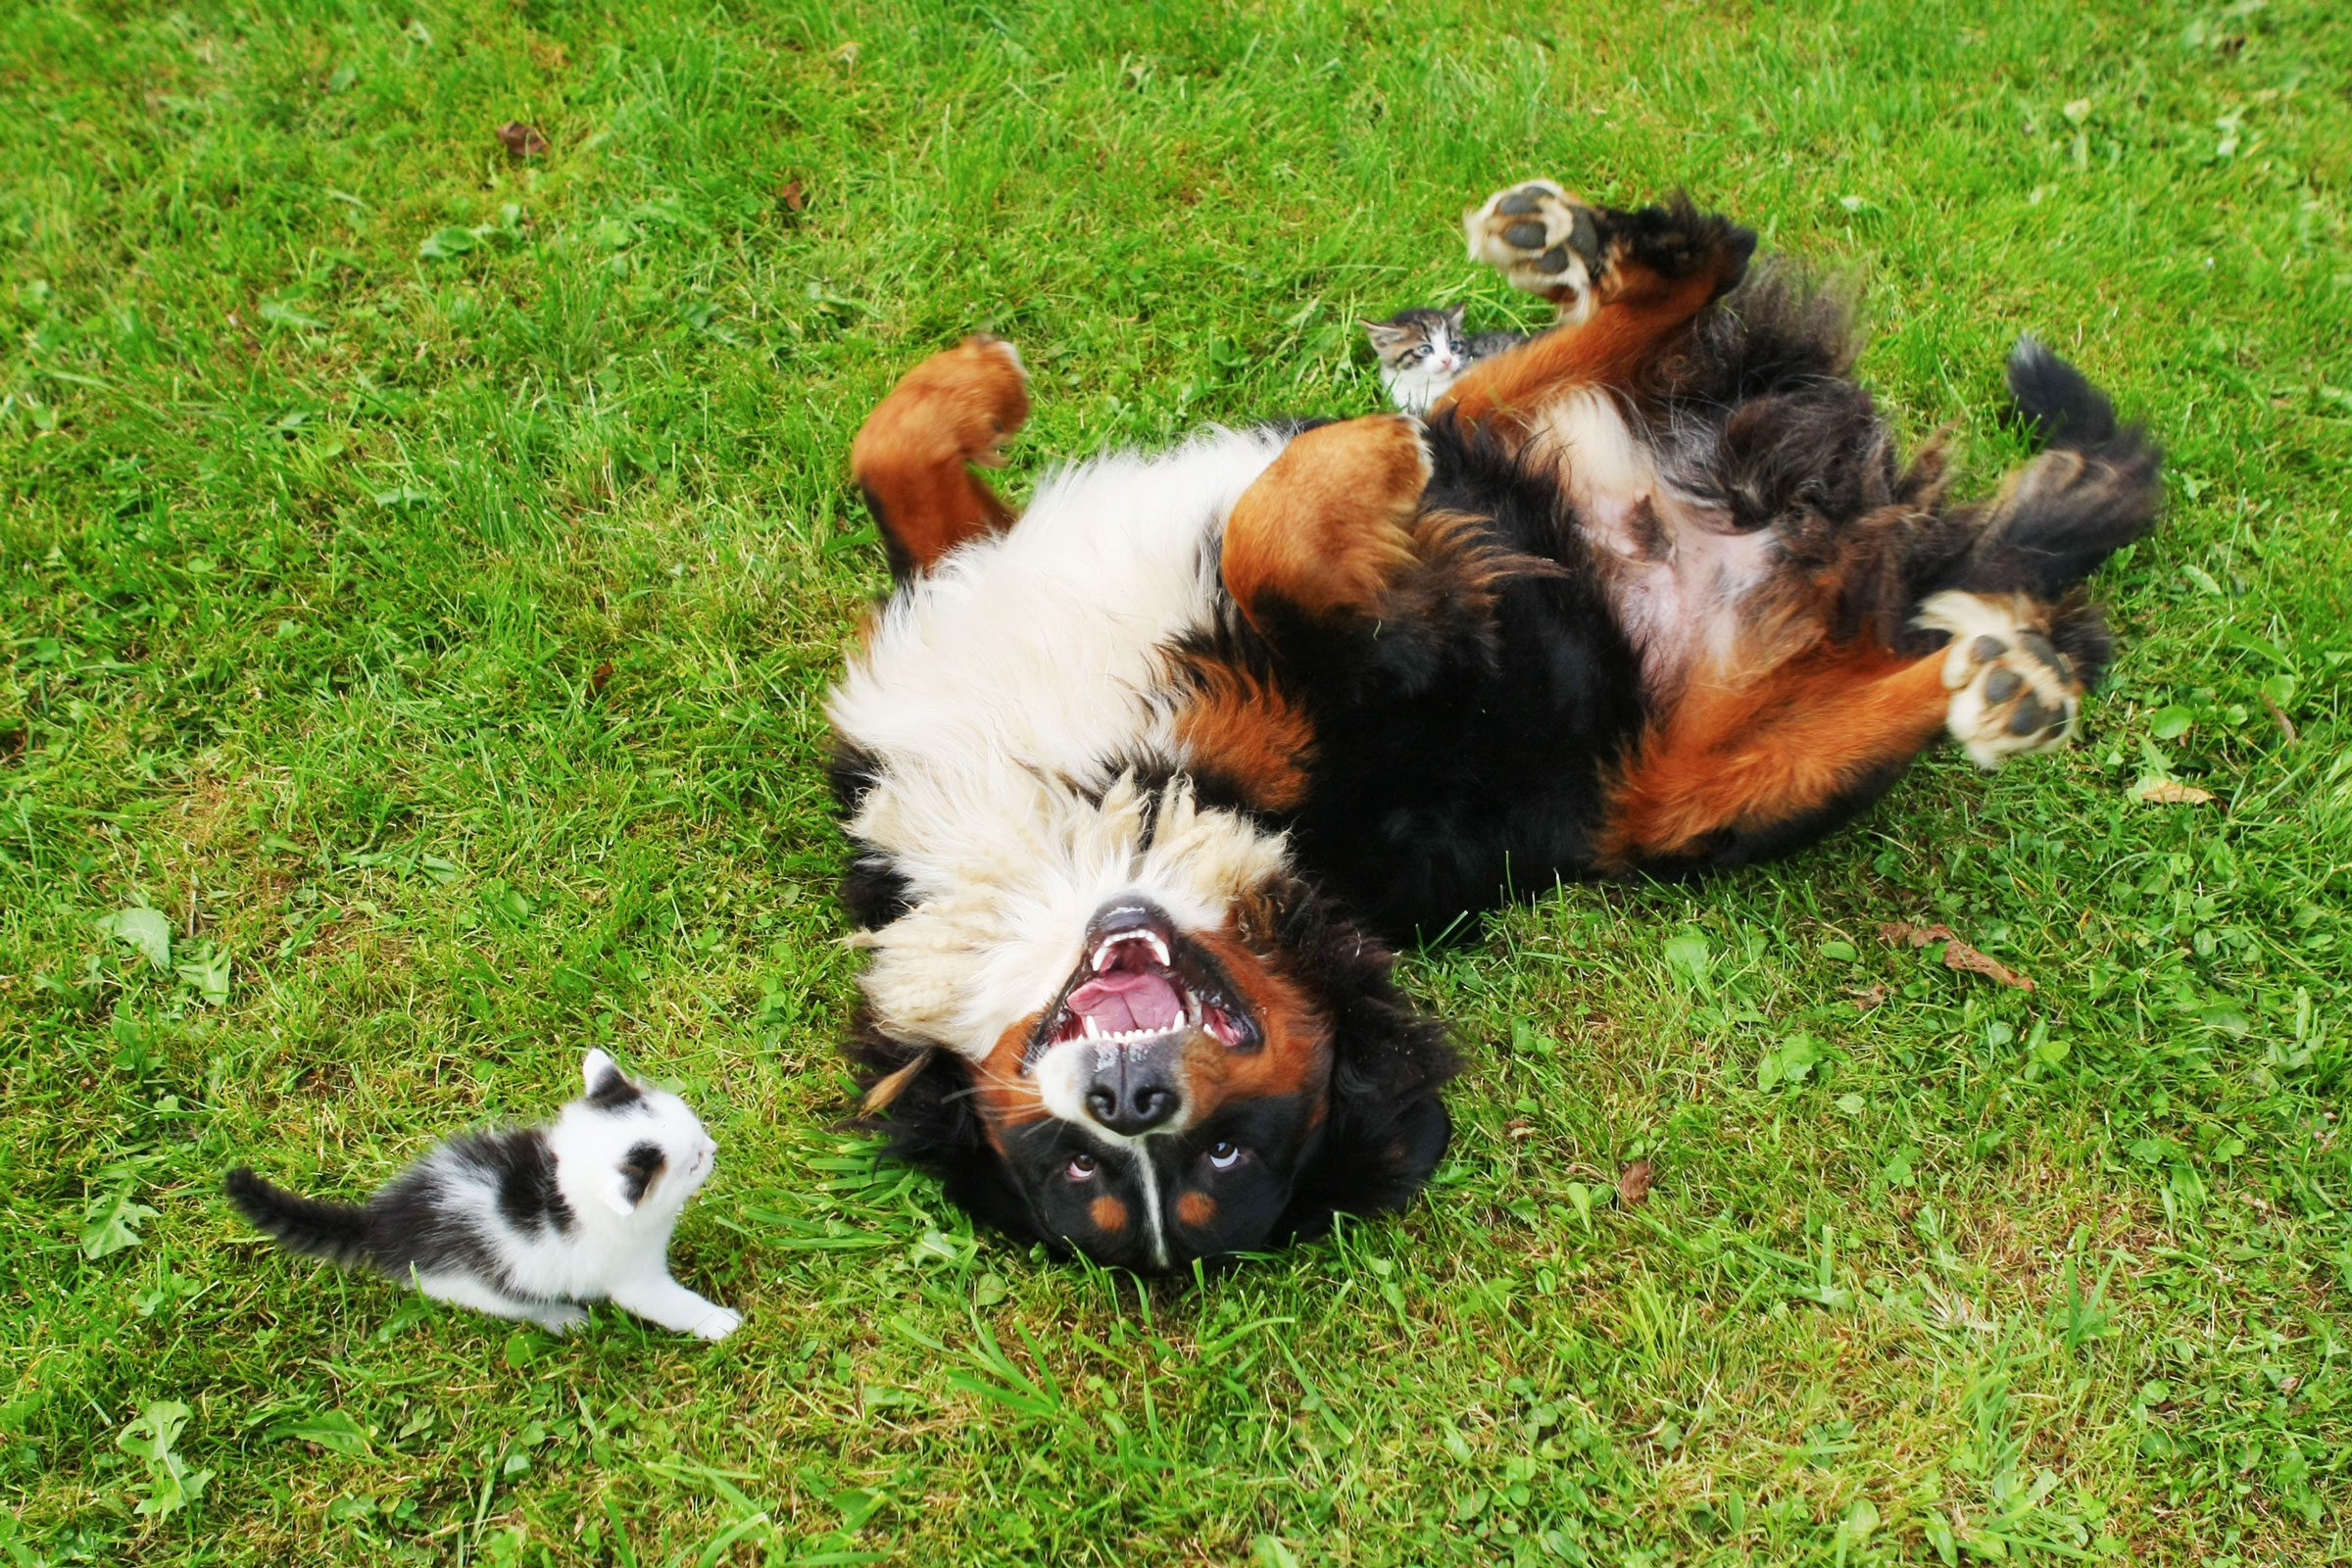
[828,429,1297,1063]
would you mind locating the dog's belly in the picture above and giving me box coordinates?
[1525,391,1781,697]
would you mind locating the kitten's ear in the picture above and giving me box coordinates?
[1363,319,1406,349]
[582,1048,618,1095]
[600,1171,639,1216]
[604,1141,666,1216]
[580,1050,646,1110]
[1445,304,1466,327]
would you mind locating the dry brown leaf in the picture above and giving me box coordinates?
[496,121,549,159]
[2133,779,2214,805]
[1879,920,2034,991]
[1847,982,1889,1012]
[588,659,613,695]
[780,176,808,213]
[1616,1159,1654,1209]
[1941,938,2034,991]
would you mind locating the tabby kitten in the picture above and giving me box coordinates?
[1364,305,1528,413]
[225,1049,740,1340]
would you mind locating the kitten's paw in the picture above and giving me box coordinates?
[1916,591,2084,768]
[1464,180,1605,308]
[535,1303,590,1336]
[693,1305,743,1342]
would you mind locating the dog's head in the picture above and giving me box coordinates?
[849,861,1456,1273]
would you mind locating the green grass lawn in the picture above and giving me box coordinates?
[4,0,2349,1561]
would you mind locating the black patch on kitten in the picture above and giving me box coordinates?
[617,1142,665,1207]
[493,1133,574,1237]
[584,1067,646,1112]
[229,1126,578,1298]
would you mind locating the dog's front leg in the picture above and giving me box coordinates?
[848,335,1030,580]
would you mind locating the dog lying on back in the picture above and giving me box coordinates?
[825,180,2159,1272]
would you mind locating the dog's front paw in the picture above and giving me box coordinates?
[1464,180,1606,308]
[934,334,1029,467]
[1917,591,2084,768]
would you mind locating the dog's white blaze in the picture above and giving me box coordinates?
[829,428,1296,1060]
[1131,1146,1171,1270]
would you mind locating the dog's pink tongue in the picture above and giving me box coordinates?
[1066,971,1183,1034]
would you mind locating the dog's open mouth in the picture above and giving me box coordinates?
[1031,902,1257,1059]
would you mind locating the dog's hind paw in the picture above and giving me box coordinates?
[1464,180,1606,310]
[1466,182,1755,321]
[1917,591,2084,768]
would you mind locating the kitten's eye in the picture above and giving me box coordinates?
[1205,1140,1244,1172]
[1066,1153,1099,1181]
[1412,345,1433,360]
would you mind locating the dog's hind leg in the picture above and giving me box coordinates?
[849,335,1031,580]
[1436,186,1755,438]
[1597,342,2160,870]
[1593,639,1952,873]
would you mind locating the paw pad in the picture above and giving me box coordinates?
[1916,591,2086,770]
[1465,180,1605,306]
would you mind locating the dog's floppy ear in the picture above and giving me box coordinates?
[1263,888,1459,1241]
[843,1012,1048,1247]
[1282,1000,1455,1240]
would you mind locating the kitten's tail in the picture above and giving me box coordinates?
[224,1168,374,1267]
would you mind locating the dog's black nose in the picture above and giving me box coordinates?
[1083,1049,1182,1135]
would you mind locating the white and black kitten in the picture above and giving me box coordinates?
[225,1049,739,1340]
[1364,305,1528,413]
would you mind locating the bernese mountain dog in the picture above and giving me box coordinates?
[824,180,2159,1272]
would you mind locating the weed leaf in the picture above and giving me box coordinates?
[265,1409,370,1456]
[96,906,172,971]
[83,1186,160,1259]
[117,1401,213,1517]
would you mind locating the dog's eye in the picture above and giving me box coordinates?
[1065,1153,1099,1181]
[1206,1141,1244,1172]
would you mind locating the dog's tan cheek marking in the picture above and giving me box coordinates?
[1178,925,1334,1127]
[1090,1196,1130,1235]
[1176,1191,1216,1230]
[971,1012,1051,1153]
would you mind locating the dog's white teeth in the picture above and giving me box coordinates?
[1145,934,1170,965]
[1083,1017,1101,1038]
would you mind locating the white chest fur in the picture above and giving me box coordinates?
[827,428,1296,1060]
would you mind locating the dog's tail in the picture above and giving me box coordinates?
[225,1168,374,1268]
[1960,337,2163,604]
